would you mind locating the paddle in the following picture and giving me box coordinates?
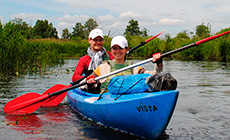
[40,31,165,107]
[3,32,165,114]
[4,30,230,115]
[127,31,165,54]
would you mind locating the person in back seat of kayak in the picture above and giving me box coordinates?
[72,28,114,82]
[83,35,163,93]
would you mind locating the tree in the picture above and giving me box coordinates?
[124,19,142,36]
[195,23,211,37]
[11,18,31,39]
[141,28,148,37]
[164,33,173,52]
[62,28,71,39]
[176,30,190,39]
[72,23,85,39]
[71,18,99,39]
[0,21,3,31]
[32,19,58,39]
[84,18,98,37]
[48,23,58,39]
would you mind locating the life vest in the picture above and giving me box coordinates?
[98,60,133,90]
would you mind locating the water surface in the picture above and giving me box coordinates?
[0,59,230,139]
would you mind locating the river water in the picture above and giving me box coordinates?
[0,59,230,140]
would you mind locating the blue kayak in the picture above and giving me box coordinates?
[67,87,179,139]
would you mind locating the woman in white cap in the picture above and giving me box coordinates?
[84,35,163,93]
[72,29,114,82]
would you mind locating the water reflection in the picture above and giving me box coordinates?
[4,106,69,134]
[3,104,146,139]
[5,114,43,134]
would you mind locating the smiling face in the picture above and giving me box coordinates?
[88,36,104,52]
[111,45,129,63]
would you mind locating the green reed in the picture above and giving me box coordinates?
[1,21,230,76]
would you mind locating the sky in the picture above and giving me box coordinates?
[0,0,230,38]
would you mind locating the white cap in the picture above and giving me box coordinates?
[111,36,128,48]
[89,29,104,39]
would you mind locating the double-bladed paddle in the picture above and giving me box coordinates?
[4,30,230,115]
[4,31,165,115]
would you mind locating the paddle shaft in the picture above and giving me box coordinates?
[48,30,230,98]
[127,31,165,54]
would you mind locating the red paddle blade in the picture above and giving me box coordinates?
[41,84,71,107]
[4,92,46,115]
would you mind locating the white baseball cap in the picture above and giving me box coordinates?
[89,29,104,39]
[111,36,128,49]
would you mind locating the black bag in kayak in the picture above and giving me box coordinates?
[146,72,177,91]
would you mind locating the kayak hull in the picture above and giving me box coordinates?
[67,88,179,139]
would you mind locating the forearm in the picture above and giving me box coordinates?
[72,74,85,83]
[144,61,163,75]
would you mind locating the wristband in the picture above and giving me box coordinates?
[86,75,95,81]
[152,52,162,63]
[152,52,161,57]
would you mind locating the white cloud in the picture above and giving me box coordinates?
[111,22,121,28]
[58,15,90,23]
[158,18,187,26]
[57,21,74,29]
[14,13,46,20]
[51,0,93,9]
[97,15,115,23]
[2,0,230,38]
[119,11,142,20]
[215,4,230,13]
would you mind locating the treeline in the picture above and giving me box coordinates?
[0,18,230,76]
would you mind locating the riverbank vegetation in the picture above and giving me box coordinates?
[0,18,229,76]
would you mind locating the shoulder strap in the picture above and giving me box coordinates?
[103,51,111,61]
[106,51,114,60]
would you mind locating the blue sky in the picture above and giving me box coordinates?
[1,0,230,38]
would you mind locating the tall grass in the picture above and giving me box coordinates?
[1,23,230,76]
[0,22,28,75]
[126,33,230,61]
